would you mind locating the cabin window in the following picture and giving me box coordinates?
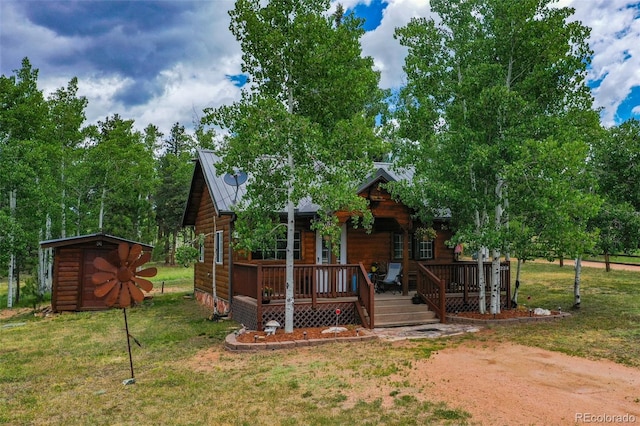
[321,238,331,264]
[393,233,413,259]
[215,230,224,265]
[252,231,301,260]
[416,239,434,260]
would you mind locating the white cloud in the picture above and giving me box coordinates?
[361,0,435,89]
[3,0,638,135]
[554,0,640,125]
[76,75,134,124]
[364,0,640,125]
[129,61,242,133]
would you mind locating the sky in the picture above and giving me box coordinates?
[1,0,639,137]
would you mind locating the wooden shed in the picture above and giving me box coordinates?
[40,233,153,312]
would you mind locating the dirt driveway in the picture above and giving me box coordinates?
[548,259,640,272]
[419,340,640,425]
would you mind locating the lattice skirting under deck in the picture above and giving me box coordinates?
[445,294,509,313]
[232,297,361,331]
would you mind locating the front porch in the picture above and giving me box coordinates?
[231,261,511,331]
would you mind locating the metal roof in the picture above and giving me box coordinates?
[182,149,416,226]
[40,232,153,249]
[198,149,247,214]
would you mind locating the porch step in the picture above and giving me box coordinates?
[373,295,439,328]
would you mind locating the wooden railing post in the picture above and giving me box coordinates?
[439,277,446,324]
[311,265,317,309]
[356,263,374,329]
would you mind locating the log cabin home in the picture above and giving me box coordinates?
[182,149,510,331]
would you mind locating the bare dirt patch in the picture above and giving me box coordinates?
[0,307,33,320]
[420,340,640,425]
[193,335,640,424]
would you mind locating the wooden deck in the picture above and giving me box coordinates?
[231,261,510,330]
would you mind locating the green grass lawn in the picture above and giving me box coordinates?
[1,261,639,425]
[493,261,640,366]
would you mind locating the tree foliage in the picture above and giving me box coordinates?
[590,119,640,268]
[391,0,600,312]
[204,0,385,331]
[156,122,196,265]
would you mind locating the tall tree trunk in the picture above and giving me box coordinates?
[285,151,295,333]
[7,189,17,308]
[604,252,611,272]
[38,214,53,296]
[16,264,20,304]
[170,230,177,266]
[211,215,219,314]
[99,185,106,232]
[61,162,66,238]
[476,248,486,314]
[160,227,170,264]
[76,193,82,235]
[573,257,582,308]
[491,177,505,314]
[471,170,487,314]
[490,249,501,314]
[284,83,295,333]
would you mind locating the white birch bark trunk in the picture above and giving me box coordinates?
[61,162,66,238]
[38,214,53,295]
[573,256,582,308]
[284,83,295,333]
[7,189,17,308]
[471,170,487,314]
[476,248,486,314]
[99,185,106,232]
[211,216,218,314]
[490,249,501,314]
[491,177,504,314]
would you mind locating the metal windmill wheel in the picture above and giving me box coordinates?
[91,242,157,384]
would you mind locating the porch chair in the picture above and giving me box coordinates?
[376,262,403,294]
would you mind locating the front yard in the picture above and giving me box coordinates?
[1,262,639,424]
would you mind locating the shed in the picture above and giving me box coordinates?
[40,233,153,312]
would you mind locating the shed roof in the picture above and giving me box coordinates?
[40,233,153,249]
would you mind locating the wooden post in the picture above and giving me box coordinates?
[439,278,446,324]
[123,308,135,380]
[311,265,317,309]
[402,228,409,296]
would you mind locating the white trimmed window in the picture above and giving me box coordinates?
[253,231,301,260]
[393,233,413,259]
[215,230,224,265]
[416,239,434,260]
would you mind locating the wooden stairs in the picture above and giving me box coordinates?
[373,293,439,328]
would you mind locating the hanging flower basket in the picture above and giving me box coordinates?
[415,226,437,241]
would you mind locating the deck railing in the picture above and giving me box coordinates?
[416,263,446,323]
[357,263,375,329]
[232,261,510,327]
[233,263,374,326]
[418,261,511,318]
